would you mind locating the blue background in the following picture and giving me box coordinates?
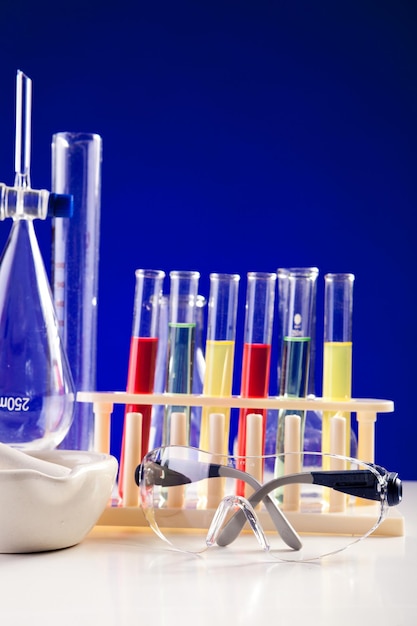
[0,1,416,478]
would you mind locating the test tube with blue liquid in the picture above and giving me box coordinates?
[274,267,321,455]
[164,270,200,445]
[150,293,206,449]
[275,267,318,473]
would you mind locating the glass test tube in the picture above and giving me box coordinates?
[276,269,290,394]
[150,293,206,449]
[322,273,354,458]
[164,270,200,445]
[237,272,276,456]
[149,295,169,450]
[236,272,276,496]
[276,268,318,466]
[277,268,319,397]
[52,132,102,450]
[190,295,207,447]
[118,269,165,496]
[199,273,240,455]
[275,267,322,458]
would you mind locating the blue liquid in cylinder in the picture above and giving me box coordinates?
[276,337,311,458]
[279,337,311,397]
[164,323,195,444]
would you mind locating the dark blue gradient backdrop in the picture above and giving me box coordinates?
[0,1,416,477]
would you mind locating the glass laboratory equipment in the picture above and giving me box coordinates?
[118,269,165,496]
[149,295,169,450]
[277,267,319,397]
[0,70,75,449]
[52,132,102,450]
[322,273,355,457]
[150,293,206,449]
[199,273,240,455]
[276,268,290,394]
[235,272,276,496]
[237,272,276,457]
[270,267,321,456]
[275,267,318,471]
[191,294,207,446]
[164,270,200,445]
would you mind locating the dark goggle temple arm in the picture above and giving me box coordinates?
[311,466,402,506]
[135,460,401,506]
[217,466,402,548]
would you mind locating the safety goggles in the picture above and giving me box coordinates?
[135,446,402,562]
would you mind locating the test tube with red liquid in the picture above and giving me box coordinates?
[118,269,165,497]
[236,272,276,494]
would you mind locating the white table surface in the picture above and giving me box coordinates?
[1,482,415,626]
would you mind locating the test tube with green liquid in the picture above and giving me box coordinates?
[199,273,240,455]
[322,273,355,458]
[275,268,318,472]
[164,270,200,445]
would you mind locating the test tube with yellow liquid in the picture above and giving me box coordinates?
[199,273,240,455]
[322,273,355,459]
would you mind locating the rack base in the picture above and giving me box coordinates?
[96,503,404,537]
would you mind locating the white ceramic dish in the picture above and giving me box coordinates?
[0,444,118,553]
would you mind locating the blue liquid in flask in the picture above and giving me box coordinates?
[0,218,75,448]
[0,70,74,448]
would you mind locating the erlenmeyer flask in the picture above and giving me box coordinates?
[0,70,74,449]
[0,219,75,448]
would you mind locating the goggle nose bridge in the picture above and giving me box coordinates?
[205,494,271,552]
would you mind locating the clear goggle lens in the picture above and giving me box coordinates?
[138,447,397,562]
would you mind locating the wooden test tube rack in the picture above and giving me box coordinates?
[76,391,404,536]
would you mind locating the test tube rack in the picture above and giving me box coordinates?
[76,391,404,537]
